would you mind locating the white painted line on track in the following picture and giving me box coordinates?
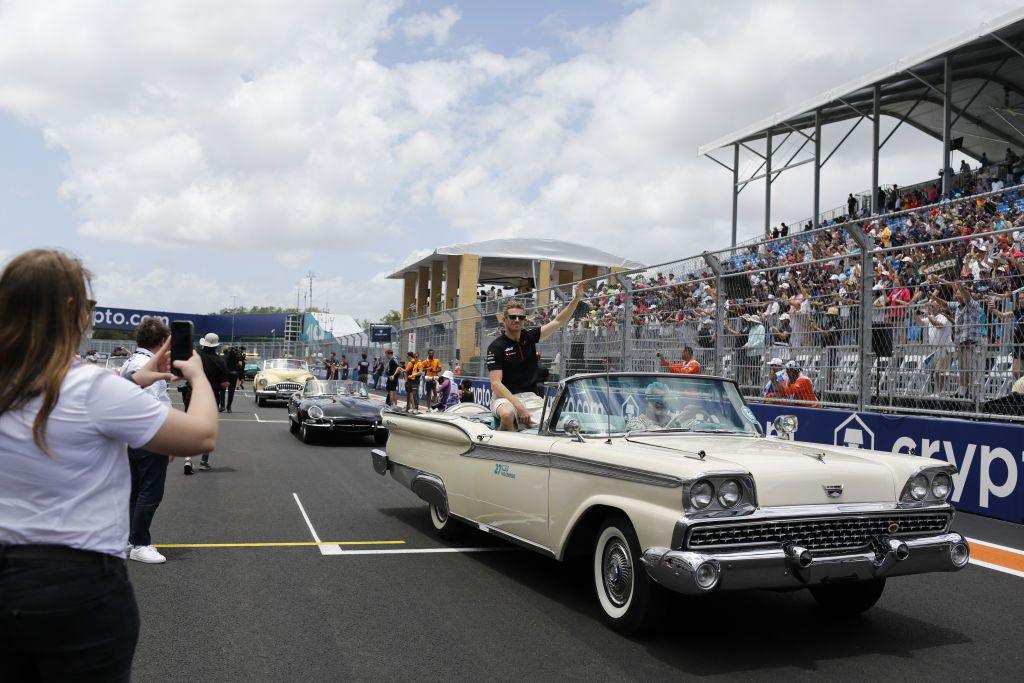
[292,493,343,555]
[965,536,1024,556]
[254,412,262,422]
[328,547,514,556]
[969,558,1024,579]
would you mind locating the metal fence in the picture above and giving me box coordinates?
[84,182,1024,423]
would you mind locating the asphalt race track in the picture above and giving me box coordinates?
[130,391,1024,681]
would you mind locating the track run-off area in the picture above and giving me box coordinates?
[129,391,1024,680]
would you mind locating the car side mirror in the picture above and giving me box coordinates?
[773,414,798,440]
[564,418,585,443]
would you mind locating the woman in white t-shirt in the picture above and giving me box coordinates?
[0,249,219,682]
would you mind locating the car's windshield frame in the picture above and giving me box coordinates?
[544,372,760,438]
[303,379,368,398]
[263,359,309,371]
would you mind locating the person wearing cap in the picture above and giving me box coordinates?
[432,370,455,411]
[741,313,765,388]
[626,381,673,431]
[917,299,953,394]
[762,357,787,397]
[771,360,819,407]
[182,333,228,474]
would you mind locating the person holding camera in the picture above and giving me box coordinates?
[0,249,219,681]
[120,319,175,564]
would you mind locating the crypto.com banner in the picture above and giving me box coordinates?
[91,306,287,338]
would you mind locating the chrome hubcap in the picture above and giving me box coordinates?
[432,504,447,525]
[602,538,633,607]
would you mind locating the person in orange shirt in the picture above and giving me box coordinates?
[658,346,701,374]
[421,348,442,405]
[404,352,422,412]
[771,360,819,408]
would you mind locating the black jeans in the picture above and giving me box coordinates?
[226,372,239,409]
[128,447,169,547]
[0,551,139,682]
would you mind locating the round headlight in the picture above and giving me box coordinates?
[717,480,742,508]
[308,405,324,420]
[908,474,928,500]
[258,377,268,387]
[691,480,714,509]
[694,561,719,589]
[931,472,952,500]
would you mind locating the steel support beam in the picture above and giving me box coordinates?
[879,94,926,149]
[731,144,739,247]
[942,55,953,196]
[702,252,725,375]
[841,224,873,412]
[813,109,821,229]
[821,116,864,168]
[871,84,880,215]
[764,130,772,237]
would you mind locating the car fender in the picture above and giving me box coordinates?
[552,493,682,561]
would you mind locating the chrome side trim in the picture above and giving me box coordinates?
[451,513,556,559]
[462,444,550,468]
[549,454,682,488]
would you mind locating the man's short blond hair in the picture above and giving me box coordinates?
[502,300,527,316]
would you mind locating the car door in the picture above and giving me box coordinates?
[466,430,557,551]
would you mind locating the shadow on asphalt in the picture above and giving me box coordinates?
[455,544,972,676]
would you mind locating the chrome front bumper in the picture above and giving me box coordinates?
[641,532,970,595]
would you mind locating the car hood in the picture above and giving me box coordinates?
[258,369,311,383]
[556,434,908,507]
[306,396,379,419]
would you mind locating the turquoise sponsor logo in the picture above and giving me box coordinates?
[493,463,516,479]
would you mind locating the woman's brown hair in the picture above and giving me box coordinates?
[0,249,94,453]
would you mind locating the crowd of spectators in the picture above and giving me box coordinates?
[478,158,1024,408]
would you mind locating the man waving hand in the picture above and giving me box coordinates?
[488,285,583,430]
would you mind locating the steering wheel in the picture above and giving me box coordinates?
[663,407,717,431]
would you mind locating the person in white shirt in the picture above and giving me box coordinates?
[0,249,218,681]
[917,300,953,394]
[120,318,174,564]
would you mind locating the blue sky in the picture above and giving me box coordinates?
[0,1,1018,319]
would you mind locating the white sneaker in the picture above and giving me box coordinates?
[129,545,167,564]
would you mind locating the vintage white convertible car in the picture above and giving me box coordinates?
[372,372,969,634]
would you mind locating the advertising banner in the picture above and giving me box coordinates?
[91,306,287,338]
[371,325,392,343]
[749,404,1024,523]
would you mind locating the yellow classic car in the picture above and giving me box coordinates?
[253,358,314,406]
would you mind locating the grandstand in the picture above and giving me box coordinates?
[301,11,1024,423]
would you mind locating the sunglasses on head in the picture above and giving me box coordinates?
[505,314,526,321]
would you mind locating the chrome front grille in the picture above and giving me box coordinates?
[276,382,302,391]
[686,513,950,552]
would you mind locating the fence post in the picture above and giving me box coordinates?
[842,222,873,412]
[614,272,633,372]
[702,252,725,376]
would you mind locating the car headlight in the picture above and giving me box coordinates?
[258,377,268,387]
[907,474,928,500]
[930,472,952,501]
[308,405,324,420]
[690,480,714,509]
[717,480,741,508]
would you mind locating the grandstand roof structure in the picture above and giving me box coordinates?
[387,238,643,283]
[699,7,1024,244]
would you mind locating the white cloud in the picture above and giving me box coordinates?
[90,264,401,321]
[399,5,461,46]
[2,0,1021,320]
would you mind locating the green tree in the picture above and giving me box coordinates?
[380,309,401,325]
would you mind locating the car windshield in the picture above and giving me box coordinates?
[551,374,760,436]
[264,359,308,371]
[304,380,368,398]
[105,357,129,369]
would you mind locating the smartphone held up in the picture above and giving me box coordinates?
[170,320,194,376]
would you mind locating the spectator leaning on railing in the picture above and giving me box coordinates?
[0,249,218,680]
